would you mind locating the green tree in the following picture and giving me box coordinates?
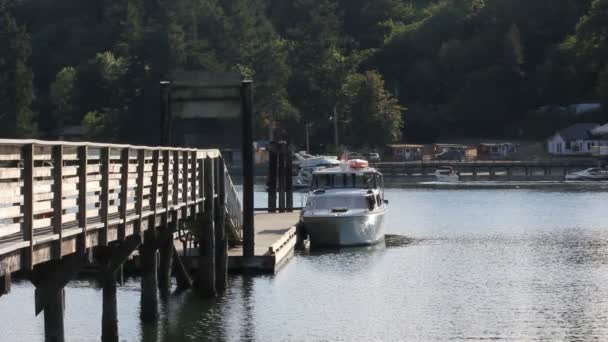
[341,71,403,147]
[49,66,77,129]
[0,4,35,137]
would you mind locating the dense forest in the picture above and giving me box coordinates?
[1,0,607,149]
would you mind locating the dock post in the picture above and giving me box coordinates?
[0,273,10,297]
[30,255,87,342]
[506,167,512,180]
[286,143,294,212]
[472,167,477,178]
[215,158,228,292]
[268,141,278,213]
[197,157,216,296]
[525,166,530,177]
[140,231,158,322]
[157,227,174,295]
[241,80,255,258]
[278,141,287,213]
[97,236,141,342]
[489,167,495,179]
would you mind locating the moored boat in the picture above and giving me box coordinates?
[565,167,608,181]
[301,159,387,247]
[435,166,460,182]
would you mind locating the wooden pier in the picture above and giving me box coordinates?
[0,139,251,342]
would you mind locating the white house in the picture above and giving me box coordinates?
[547,123,608,155]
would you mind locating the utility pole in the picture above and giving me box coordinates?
[305,123,310,153]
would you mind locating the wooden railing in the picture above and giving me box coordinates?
[0,139,242,275]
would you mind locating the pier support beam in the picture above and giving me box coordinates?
[241,80,255,258]
[0,273,10,297]
[96,236,141,342]
[215,159,228,292]
[172,245,192,290]
[157,228,174,295]
[278,142,287,213]
[30,254,87,342]
[140,232,159,322]
[196,157,216,296]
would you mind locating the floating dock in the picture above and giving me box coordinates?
[179,211,300,274]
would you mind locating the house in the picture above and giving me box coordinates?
[478,143,518,160]
[547,123,608,155]
[386,144,424,160]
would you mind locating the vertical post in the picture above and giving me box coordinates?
[140,232,158,322]
[268,141,278,213]
[44,289,65,342]
[77,146,88,255]
[278,142,286,213]
[100,147,110,246]
[0,273,10,297]
[190,151,197,213]
[135,150,145,238]
[197,158,205,214]
[241,81,255,258]
[23,144,34,271]
[197,157,216,296]
[118,149,129,240]
[101,269,118,342]
[333,106,339,149]
[150,151,159,225]
[162,150,170,226]
[156,150,172,294]
[52,146,64,259]
[215,158,227,292]
[182,151,189,218]
[286,144,293,212]
[172,151,179,207]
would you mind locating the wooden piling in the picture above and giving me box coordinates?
[278,142,287,213]
[197,157,216,296]
[157,229,173,294]
[140,232,158,322]
[268,141,278,213]
[215,158,228,292]
[43,289,65,342]
[0,273,10,297]
[241,81,255,258]
[101,270,118,342]
[285,144,294,212]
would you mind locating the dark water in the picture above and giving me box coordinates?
[2,185,608,341]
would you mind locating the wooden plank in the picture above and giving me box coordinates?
[135,150,144,236]
[0,206,21,220]
[162,151,170,226]
[118,148,129,240]
[77,146,88,253]
[52,145,63,259]
[172,151,179,206]
[190,151,197,210]
[22,144,34,270]
[150,151,159,229]
[182,151,189,219]
[100,147,110,246]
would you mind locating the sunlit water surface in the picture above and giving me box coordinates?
[2,185,608,341]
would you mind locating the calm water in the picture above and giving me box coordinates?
[2,185,608,341]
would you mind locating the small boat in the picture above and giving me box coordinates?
[292,152,341,190]
[301,159,387,247]
[565,168,608,181]
[435,166,460,182]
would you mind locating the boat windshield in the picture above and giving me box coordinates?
[310,196,368,210]
[311,173,378,190]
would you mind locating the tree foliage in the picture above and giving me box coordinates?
[1,0,607,148]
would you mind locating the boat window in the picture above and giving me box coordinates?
[312,173,378,189]
[312,196,368,210]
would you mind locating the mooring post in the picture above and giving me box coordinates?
[241,80,255,258]
[278,142,287,213]
[215,158,228,292]
[140,231,158,322]
[286,143,294,212]
[268,141,278,213]
[196,157,216,296]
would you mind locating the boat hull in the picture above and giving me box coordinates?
[302,210,385,247]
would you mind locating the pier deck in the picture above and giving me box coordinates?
[180,211,300,273]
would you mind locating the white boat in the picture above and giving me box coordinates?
[565,168,608,181]
[301,159,387,247]
[292,152,341,190]
[435,166,460,182]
